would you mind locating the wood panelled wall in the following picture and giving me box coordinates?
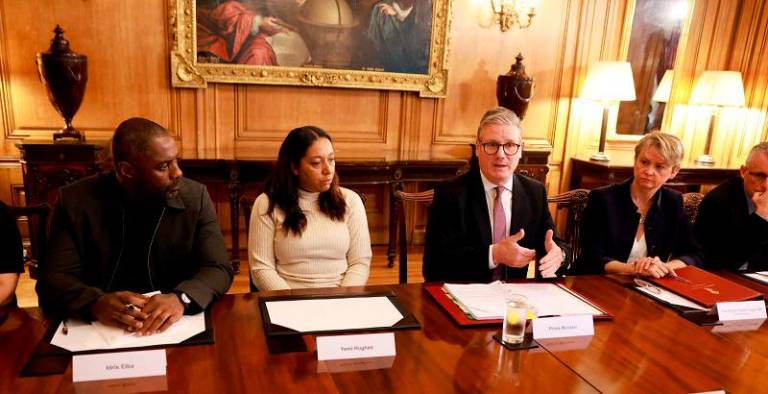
[1,0,766,245]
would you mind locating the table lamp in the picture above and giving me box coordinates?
[652,70,674,103]
[689,70,745,166]
[579,61,636,161]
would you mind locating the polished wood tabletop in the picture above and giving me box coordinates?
[3,276,767,393]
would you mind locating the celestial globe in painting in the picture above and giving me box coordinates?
[296,0,358,68]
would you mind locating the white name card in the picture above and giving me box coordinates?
[316,333,396,361]
[532,315,594,340]
[716,301,767,321]
[73,349,166,382]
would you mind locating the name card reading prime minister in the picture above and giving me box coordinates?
[532,315,595,340]
[316,333,396,361]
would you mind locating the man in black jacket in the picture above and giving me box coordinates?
[695,142,768,271]
[423,107,567,283]
[38,118,233,335]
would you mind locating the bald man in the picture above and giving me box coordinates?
[694,142,768,271]
[38,118,232,336]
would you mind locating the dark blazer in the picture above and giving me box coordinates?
[423,166,568,283]
[694,177,768,271]
[38,172,233,319]
[0,201,23,275]
[575,178,702,274]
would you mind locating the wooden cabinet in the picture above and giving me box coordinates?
[17,143,104,206]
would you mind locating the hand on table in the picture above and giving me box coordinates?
[135,293,184,336]
[633,257,671,278]
[89,291,149,331]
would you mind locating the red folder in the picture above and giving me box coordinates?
[649,266,762,308]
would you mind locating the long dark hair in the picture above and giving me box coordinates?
[265,126,346,236]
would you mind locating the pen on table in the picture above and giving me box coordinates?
[62,318,68,335]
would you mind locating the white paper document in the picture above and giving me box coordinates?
[265,296,404,332]
[443,282,605,320]
[744,272,768,285]
[634,285,709,311]
[51,312,206,352]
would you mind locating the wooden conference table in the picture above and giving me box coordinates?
[3,275,767,393]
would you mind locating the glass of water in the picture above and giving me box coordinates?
[502,294,529,345]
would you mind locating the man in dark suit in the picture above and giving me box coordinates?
[38,118,233,336]
[695,142,768,271]
[423,107,567,283]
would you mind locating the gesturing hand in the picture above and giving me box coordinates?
[493,229,536,268]
[135,293,184,336]
[539,229,564,278]
[89,291,149,331]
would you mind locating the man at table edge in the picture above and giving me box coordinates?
[37,117,233,336]
[695,142,768,271]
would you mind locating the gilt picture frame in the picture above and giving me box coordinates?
[170,0,452,97]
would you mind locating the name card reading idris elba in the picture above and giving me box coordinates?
[73,349,166,382]
[316,333,396,361]
[533,315,594,340]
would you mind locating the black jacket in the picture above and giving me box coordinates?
[423,166,568,283]
[576,178,702,274]
[37,173,233,318]
[694,177,768,271]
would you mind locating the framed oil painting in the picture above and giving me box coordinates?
[170,0,452,97]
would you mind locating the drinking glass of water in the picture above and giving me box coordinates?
[502,294,529,345]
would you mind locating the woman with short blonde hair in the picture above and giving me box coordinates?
[577,132,702,276]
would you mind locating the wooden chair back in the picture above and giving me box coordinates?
[547,189,590,268]
[393,189,434,284]
[6,203,51,279]
[682,192,704,225]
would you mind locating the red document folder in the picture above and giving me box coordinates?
[650,266,762,308]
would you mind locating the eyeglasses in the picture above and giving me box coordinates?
[478,141,523,156]
[747,172,768,182]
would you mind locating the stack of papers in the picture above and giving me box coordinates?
[744,272,768,285]
[443,282,604,320]
[50,313,206,352]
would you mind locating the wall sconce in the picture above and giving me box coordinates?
[689,70,745,166]
[579,61,636,162]
[490,0,536,31]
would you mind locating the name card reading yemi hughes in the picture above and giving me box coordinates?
[316,333,396,361]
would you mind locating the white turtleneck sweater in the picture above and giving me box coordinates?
[248,187,372,291]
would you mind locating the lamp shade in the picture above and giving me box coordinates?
[689,71,745,107]
[652,70,674,103]
[579,61,636,102]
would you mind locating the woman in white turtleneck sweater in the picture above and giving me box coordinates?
[248,126,372,291]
